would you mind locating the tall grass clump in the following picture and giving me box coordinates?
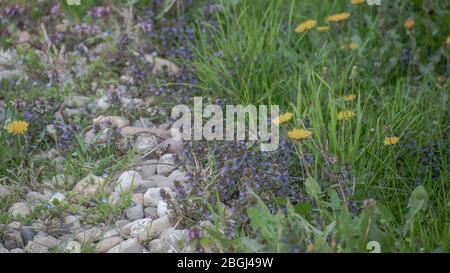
[192,0,449,252]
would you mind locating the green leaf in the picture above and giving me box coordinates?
[403,186,428,236]
[294,202,312,221]
[329,189,342,212]
[407,186,428,212]
[305,176,321,199]
[240,237,265,252]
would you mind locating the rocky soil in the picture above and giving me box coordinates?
[1,95,199,253]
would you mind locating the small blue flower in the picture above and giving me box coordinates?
[24,111,32,122]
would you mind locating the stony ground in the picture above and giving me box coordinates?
[0,1,216,253]
[1,76,202,253]
[1,1,449,253]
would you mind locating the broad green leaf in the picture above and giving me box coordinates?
[403,186,428,236]
[305,176,321,199]
[294,202,312,221]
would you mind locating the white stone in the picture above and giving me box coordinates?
[141,179,158,191]
[75,227,103,243]
[114,171,142,194]
[120,222,134,237]
[135,135,158,155]
[64,108,87,117]
[144,207,158,219]
[72,174,105,199]
[149,175,174,189]
[9,248,24,253]
[132,193,144,206]
[148,239,169,253]
[45,174,74,189]
[65,241,81,253]
[63,215,81,230]
[7,221,22,230]
[96,237,123,253]
[143,188,163,207]
[102,229,120,240]
[9,202,31,218]
[64,95,91,108]
[169,170,189,183]
[91,96,110,113]
[140,159,158,178]
[156,138,183,154]
[107,238,143,253]
[125,204,144,221]
[84,128,112,145]
[25,235,59,253]
[156,229,190,253]
[93,115,129,129]
[157,154,177,175]
[3,229,23,250]
[48,192,65,204]
[26,191,48,203]
[144,55,181,77]
[120,97,144,109]
[46,124,58,141]
[55,23,68,33]
[151,216,171,235]
[129,218,153,238]
[157,201,168,217]
[137,216,171,243]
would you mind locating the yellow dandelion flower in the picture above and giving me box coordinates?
[337,110,355,120]
[317,26,330,31]
[6,120,29,135]
[446,36,450,45]
[273,112,294,125]
[295,20,317,33]
[404,18,414,30]
[384,136,400,146]
[288,129,313,140]
[351,0,365,4]
[343,94,356,102]
[326,12,351,22]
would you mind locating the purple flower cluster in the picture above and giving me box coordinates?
[50,121,80,149]
[187,226,203,241]
[177,138,307,226]
[122,15,200,105]
[13,99,55,118]
[50,3,61,16]
[72,23,100,36]
[87,6,112,19]
[138,21,153,34]
[2,5,22,17]
[397,138,450,182]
